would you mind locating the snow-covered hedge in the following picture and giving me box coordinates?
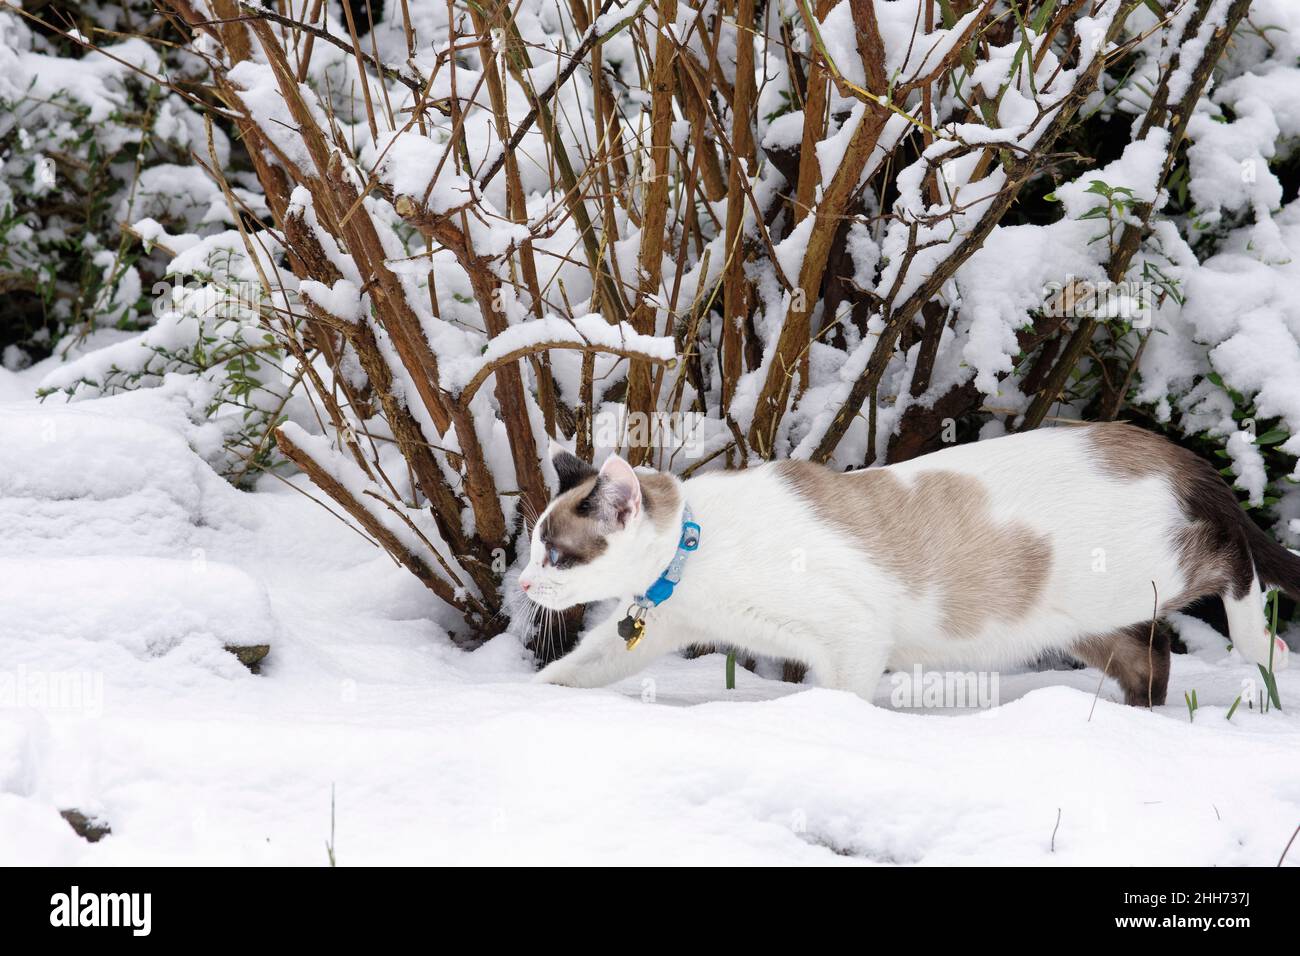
[2,1,288,478]
[6,0,1300,646]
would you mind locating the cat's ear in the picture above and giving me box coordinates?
[595,454,642,528]
[551,446,596,493]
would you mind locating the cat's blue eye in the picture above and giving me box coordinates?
[547,547,562,567]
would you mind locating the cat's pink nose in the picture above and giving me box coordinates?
[520,579,532,592]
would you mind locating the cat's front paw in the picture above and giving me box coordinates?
[533,660,586,688]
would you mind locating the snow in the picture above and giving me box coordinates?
[1169,202,1300,479]
[131,218,202,257]
[366,130,475,209]
[227,61,331,174]
[1165,0,1235,109]
[274,420,475,592]
[1054,129,1170,219]
[0,557,272,681]
[954,221,1104,397]
[299,279,365,324]
[592,0,645,39]
[762,111,806,153]
[443,314,678,393]
[5,0,1300,866]
[1,385,1296,864]
[0,30,163,128]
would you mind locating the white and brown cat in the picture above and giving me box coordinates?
[519,424,1293,704]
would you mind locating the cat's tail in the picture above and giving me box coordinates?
[1242,517,1300,603]
[1231,516,1296,671]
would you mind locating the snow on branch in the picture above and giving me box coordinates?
[451,316,678,404]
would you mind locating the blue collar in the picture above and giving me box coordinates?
[617,505,700,650]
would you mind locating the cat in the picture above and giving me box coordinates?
[519,423,1294,705]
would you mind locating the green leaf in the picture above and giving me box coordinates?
[1258,664,1282,711]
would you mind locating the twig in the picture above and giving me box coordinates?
[1146,581,1158,708]
[476,0,650,188]
[1279,823,1300,867]
[233,0,427,97]
[1088,648,1117,722]
[457,339,677,405]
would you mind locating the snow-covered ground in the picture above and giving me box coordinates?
[1,366,1297,866]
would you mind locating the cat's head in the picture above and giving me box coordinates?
[518,450,681,610]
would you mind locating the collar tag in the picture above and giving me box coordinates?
[680,521,700,551]
[617,606,647,650]
[622,505,699,650]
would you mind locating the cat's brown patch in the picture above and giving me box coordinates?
[637,470,683,533]
[539,476,607,565]
[1087,422,1253,606]
[539,471,682,565]
[778,461,1052,637]
[1071,621,1170,707]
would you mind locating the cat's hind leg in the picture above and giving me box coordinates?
[821,641,893,702]
[1071,622,1170,707]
